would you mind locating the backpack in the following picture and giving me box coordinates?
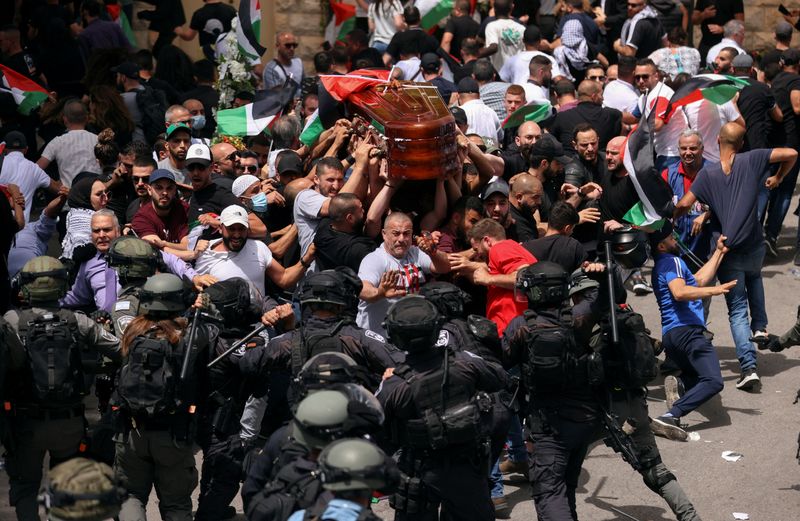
[245,460,324,521]
[597,307,658,388]
[116,333,181,417]
[17,309,84,406]
[521,309,587,393]
[290,321,350,376]
[135,86,169,144]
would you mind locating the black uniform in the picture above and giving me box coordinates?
[378,347,507,521]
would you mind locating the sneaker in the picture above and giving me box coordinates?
[650,415,688,442]
[750,330,769,347]
[664,375,684,411]
[736,369,761,391]
[498,458,528,475]
[492,496,510,518]
[632,277,653,296]
[765,237,778,258]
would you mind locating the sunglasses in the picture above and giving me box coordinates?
[187,163,207,172]
[243,165,259,173]
[133,176,150,184]
[283,43,299,49]
[634,74,651,81]
[588,75,606,81]
[224,152,238,162]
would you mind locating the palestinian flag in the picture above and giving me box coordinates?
[216,87,293,136]
[0,65,48,116]
[416,0,454,31]
[621,108,674,227]
[325,0,356,46]
[299,109,324,146]
[502,101,553,129]
[105,4,136,47]
[236,0,266,61]
[666,74,749,118]
[318,69,390,102]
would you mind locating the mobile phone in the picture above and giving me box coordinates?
[779,4,791,16]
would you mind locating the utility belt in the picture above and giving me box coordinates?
[113,407,196,442]
[3,402,85,421]
[204,391,243,438]
[397,394,491,450]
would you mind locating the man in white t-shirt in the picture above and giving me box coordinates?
[458,77,502,142]
[499,25,564,86]
[483,0,525,73]
[603,55,639,114]
[293,157,345,265]
[0,131,60,222]
[357,212,451,335]
[631,59,686,171]
[194,205,313,296]
[681,99,744,162]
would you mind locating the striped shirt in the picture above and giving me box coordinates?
[40,129,100,188]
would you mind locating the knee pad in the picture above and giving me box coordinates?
[641,461,676,493]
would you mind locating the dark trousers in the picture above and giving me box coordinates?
[195,423,245,521]
[663,325,724,418]
[528,412,600,521]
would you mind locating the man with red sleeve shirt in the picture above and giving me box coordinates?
[457,218,536,335]
[130,169,192,260]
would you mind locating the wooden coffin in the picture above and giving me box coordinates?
[346,82,459,180]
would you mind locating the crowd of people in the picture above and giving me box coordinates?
[2,0,800,520]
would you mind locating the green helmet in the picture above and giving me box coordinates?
[318,438,399,492]
[19,256,68,304]
[291,386,384,449]
[138,273,186,317]
[107,237,159,282]
[42,457,124,521]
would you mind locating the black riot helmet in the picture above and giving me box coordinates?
[204,278,255,327]
[419,281,471,320]
[294,352,375,395]
[515,261,570,309]
[383,296,444,353]
[610,227,649,269]
[298,270,353,310]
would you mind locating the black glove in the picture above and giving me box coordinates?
[760,334,785,353]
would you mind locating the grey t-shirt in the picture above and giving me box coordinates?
[293,188,327,261]
[356,245,433,335]
[157,157,188,185]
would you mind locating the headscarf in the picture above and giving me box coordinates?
[68,174,101,210]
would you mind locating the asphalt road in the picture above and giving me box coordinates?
[4,225,800,521]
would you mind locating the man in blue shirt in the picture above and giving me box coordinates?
[650,222,735,438]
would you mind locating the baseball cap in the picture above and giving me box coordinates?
[529,134,571,164]
[776,20,794,40]
[781,48,800,66]
[421,53,441,72]
[219,205,250,228]
[731,53,754,69]
[232,174,260,198]
[481,178,509,200]
[4,131,26,149]
[185,143,212,167]
[482,136,500,155]
[277,150,304,176]
[165,122,191,139]
[457,77,480,94]
[648,220,673,251]
[149,169,176,184]
[449,106,467,126]
[111,61,140,80]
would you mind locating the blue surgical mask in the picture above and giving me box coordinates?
[247,192,268,213]
[191,114,206,131]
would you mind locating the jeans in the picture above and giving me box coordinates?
[372,40,388,54]
[489,457,504,498]
[663,326,724,417]
[716,244,768,371]
[763,158,800,242]
[506,413,527,462]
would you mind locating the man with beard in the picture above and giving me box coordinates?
[649,223,735,438]
[113,61,147,143]
[480,179,518,241]
[712,47,738,74]
[527,134,571,223]
[125,156,156,223]
[158,123,192,184]
[499,120,542,179]
[210,141,238,191]
[437,196,485,254]
[194,205,314,295]
[508,173,544,242]
[313,193,376,272]
[563,124,605,258]
[130,169,193,260]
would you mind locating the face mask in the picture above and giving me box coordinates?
[191,114,206,131]
[246,192,268,213]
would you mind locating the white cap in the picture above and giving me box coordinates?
[185,143,212,167]
[232,174,260,198]
[219,205,250,228]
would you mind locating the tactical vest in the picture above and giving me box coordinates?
[111,285,140,337]
[522,308,598,394]
[391,351,484,450]
[246,458,325,521]
[290,321,354,376]
[593,306,658,389]
[444,316,501,364]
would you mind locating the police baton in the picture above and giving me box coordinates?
[604,241,619,345]
[207,323,268,369]
[179,307,202,383]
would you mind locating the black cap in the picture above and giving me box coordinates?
[648,221,674,251]
[111,61,140,80]
[421,53,441,72]
[781,49,800,66]
[529,134,571,164]
[481,179,510,200]
[277,150,303,176]
[449,106,467,126]
[457,77,480,94]
[234,90,255,102]
[4,131,26,149]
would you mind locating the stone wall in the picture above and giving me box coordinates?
[739,1,799,52]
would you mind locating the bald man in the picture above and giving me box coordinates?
[675,122,798,391]
[600,136,639,231]
[263,31,304,97]
[210,142,238,191]
[508,173,544,242]
[494,120,544,179]
[548,79,623,155]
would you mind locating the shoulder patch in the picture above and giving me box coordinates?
[435,329,449,347]
[116,315,134,335]
[364,330,385,343]
[114,300,131,312]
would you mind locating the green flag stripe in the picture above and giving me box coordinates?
[337,17,356,41]
[370,119,385,135]
[300,114,325,146]
[503,103,551,129]
[215,105,249,136]
[420,0,453,30]
[701,84,740,105]
[18,91,47,116]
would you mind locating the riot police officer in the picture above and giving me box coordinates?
[244,386,385,521]
[378,296,507,521]
[111,273,220,521]
[503,261,603,521]
[106,236,161,336]
[240,269,404,394]
[2,256,121,521]
[40,457,126,521]
[287,438,400,521]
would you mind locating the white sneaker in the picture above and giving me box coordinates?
[736,369,761,391]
